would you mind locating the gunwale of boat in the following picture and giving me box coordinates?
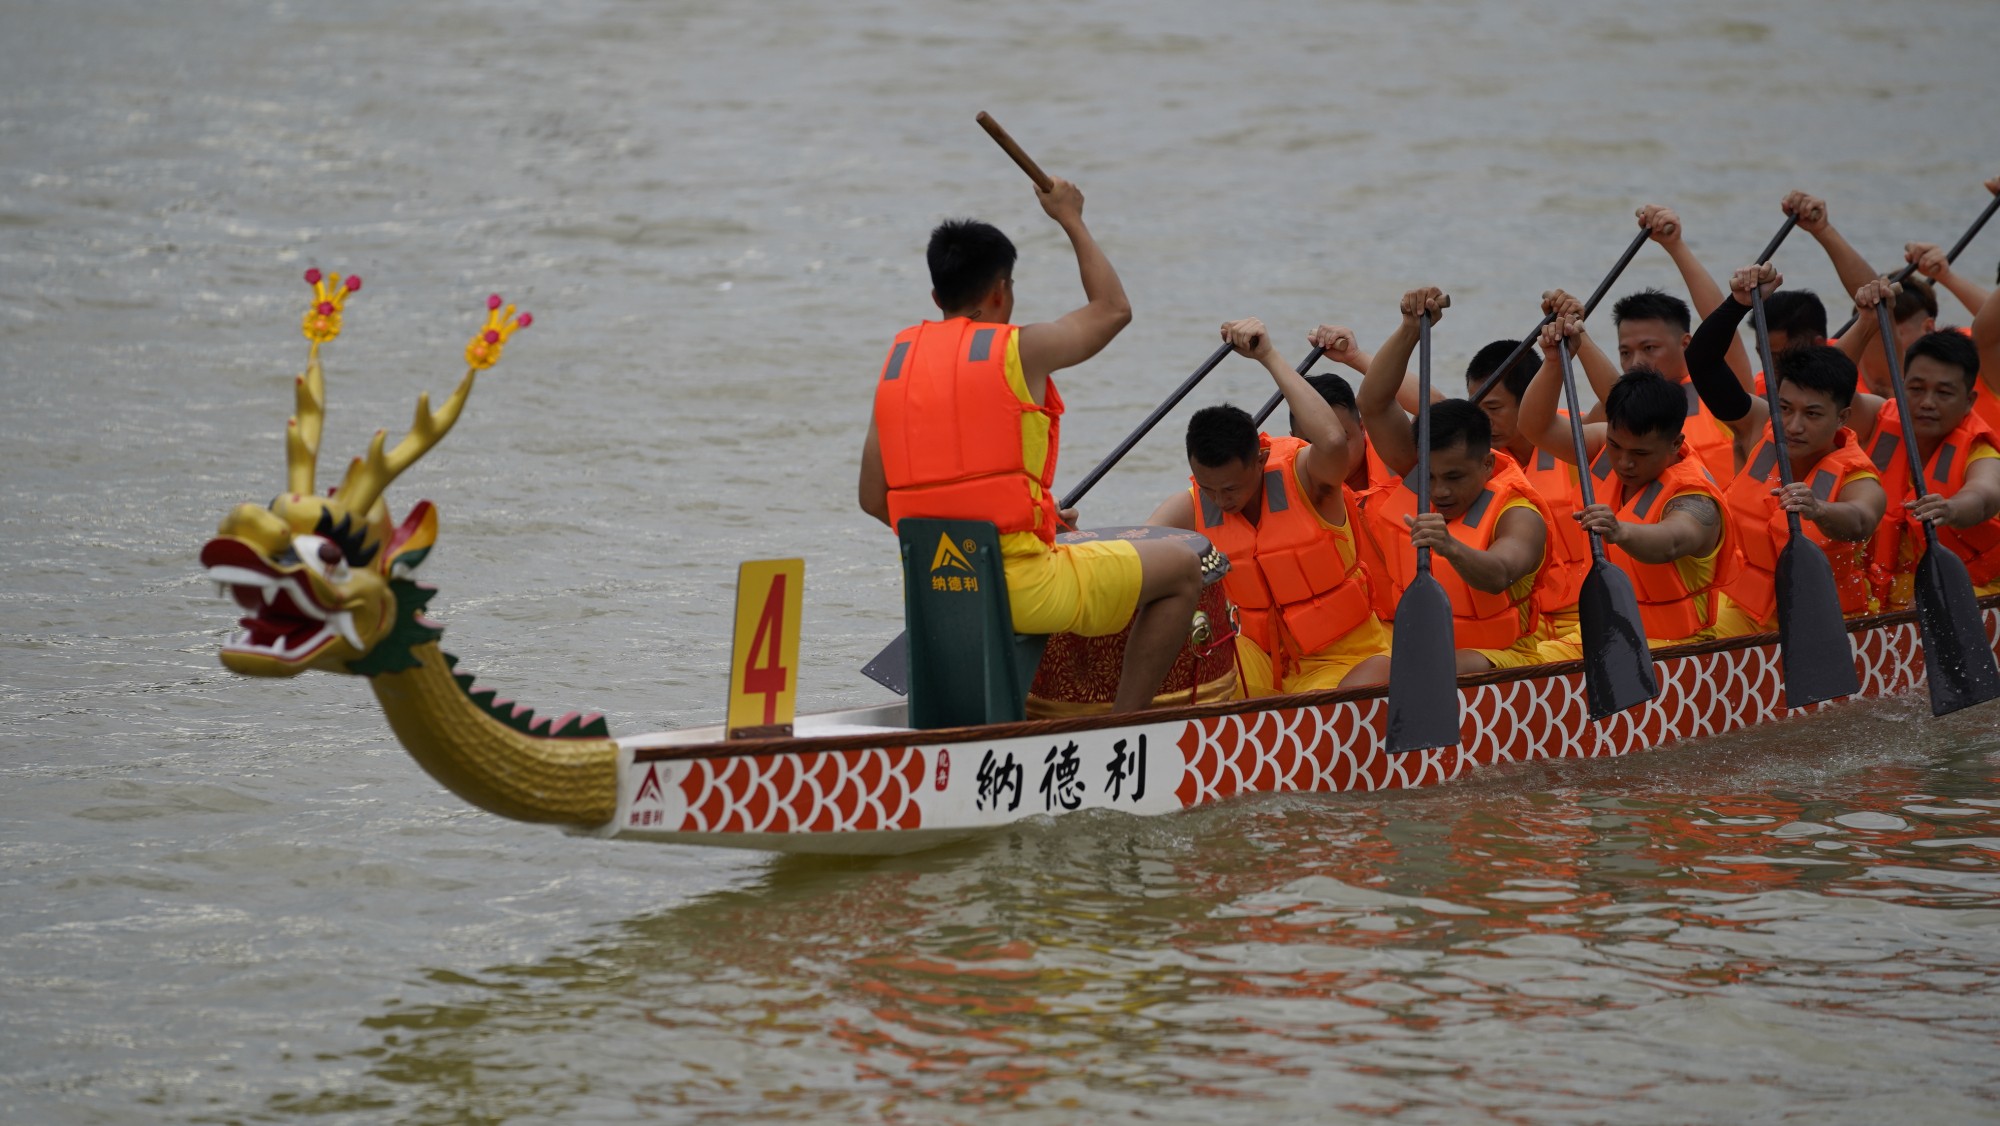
[625,598,1988,764]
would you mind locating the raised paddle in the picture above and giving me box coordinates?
[1386,298,1462,753]
[1871,298,2000,716]
[976,111,1054,192]
[1556,334,1660,719]
[1468,227,1653,407]
[1750,281,1859,706]
[1831,190,2000,339]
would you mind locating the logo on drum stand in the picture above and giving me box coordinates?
[930,533,975,574]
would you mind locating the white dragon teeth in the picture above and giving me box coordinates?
[262,583,279,605]
[332,611,363,651]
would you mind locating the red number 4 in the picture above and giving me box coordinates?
[743,575,789,724]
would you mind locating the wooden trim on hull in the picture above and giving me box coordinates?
[598,602,2000,855]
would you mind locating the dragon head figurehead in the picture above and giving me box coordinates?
[202,271,530,677]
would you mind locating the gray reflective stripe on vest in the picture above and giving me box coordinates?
[967,328,995,362]
[1198,491,1223,528]
[1400,465,1420,494]
[1463,488,1497,528]
[1631,479,1666,520]
[1747,441,1778,482]
[1536,450,1556,471]
[882,341,910,381]
[1591,448,1614,480]
[1263,469,1289,512]
[1869,432,1899,472]
[1811,469,1837,501]
[1684,381,1702,417]
[1933,442,1957,487]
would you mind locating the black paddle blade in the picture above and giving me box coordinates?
[1576,561,1659,720]
[860,633,910,696]
[1386,575,1462,753]
[1773,537,1860,707]
[1912,544,2000,716]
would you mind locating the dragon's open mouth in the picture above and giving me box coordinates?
[200,538,363,662]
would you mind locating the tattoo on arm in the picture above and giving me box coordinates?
[1664,495,1720,527]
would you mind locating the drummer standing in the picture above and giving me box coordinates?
[1353,288,1566,673]
[1145,318,1390,695]
[857,178,1203,714]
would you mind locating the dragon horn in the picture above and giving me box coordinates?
[288,269,361,496]
[332,292,529,515]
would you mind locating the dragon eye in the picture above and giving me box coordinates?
[291,534,350,583]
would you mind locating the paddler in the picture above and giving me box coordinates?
[1286,325,1431,501]
[1355,287,1567,672]
[1617,204,1753,478]
[1855,278,2000,608]
[858,180,1203,713]
[1681,264,1888,631]
[1518,315,1743,655]
[1145,318,1390,695]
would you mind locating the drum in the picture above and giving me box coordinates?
[1026,525,1239,717]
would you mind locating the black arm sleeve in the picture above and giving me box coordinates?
[1684,299,1755,422]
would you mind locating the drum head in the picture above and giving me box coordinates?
[1057,525,1229,585]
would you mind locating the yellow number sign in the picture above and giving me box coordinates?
[727,559,804,739]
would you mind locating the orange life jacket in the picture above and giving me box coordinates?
[1677,378,1739,481]
[1194,435,1377,666]
[1864,400,2000,603]
[1517,444,1589,612]
[1720,428,1876,623]
[1587,440,1742,638]
[1359,451,1560,650]
[873,319,1061,544]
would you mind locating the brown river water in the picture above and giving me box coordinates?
[4,0,2000,1121]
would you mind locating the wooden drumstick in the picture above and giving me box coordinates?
[976,111,1055,192]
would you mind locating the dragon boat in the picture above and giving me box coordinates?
[200,276,2000,856]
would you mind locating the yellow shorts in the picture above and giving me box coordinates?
[1534,618,1723,662]
[1468,633,1549,671]
[1234,615,1391,696]
[1710,595,1770,638]
[1000,533,1142,638]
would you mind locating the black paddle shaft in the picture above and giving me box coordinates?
[1385,303,1463,754]
[1059,341,1234,511]
[1468,227,1652,407]
[1831,192,2000,339]
[1248,346,1333,428]
[1557,338,1607,556]
[1752,282,1860,706]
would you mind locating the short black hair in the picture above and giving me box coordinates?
[1604,368,1687,441]
[1764,290,1828,343]
[926,219,1016,311]
[1904,330,1980,391]
[1775,344,1859,410]
[1419,398,1492,458]
[1187,404,1260,468]
[1893,277,1939,324]
[1612,288,1693,334]
[1287,372,1357,434]
[1465,339,1539,402]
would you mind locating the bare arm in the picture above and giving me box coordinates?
[1223,318,1351,492]
[1416,506,1546,594]
[1014,179,1132,399]
[858,420,890,526]
[1146,489,1197,530]
[1908,242,1991,318]
[1779,476,1885,543]
[1640,204,1754,389]
[1581,493,1723,565]
[1355,290,1448,477]
[1974,272,2000,397]
[1909,458,2000,528]
[1785,191,1879,319]
[1519,318,1606,465]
